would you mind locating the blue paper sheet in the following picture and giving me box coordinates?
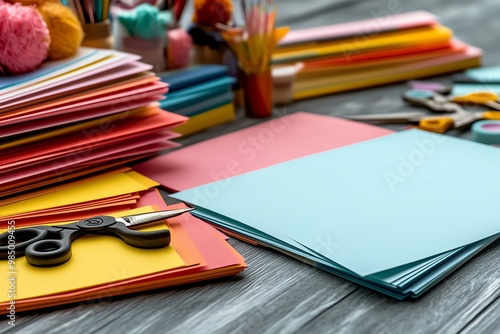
[168,91,234,117]
[158,65,228,92]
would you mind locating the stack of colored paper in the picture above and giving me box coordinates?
[157,65,236,136]
[273,11,482,100]
[0,47,187,199]
[170,128,500,300]
[0,169,246,313]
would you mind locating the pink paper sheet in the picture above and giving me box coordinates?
[0,111,187,185]
[0,97,162,138]
[133,112,394,192]
[1,130,179,169]
[0,136,176,185]
[0,53,141,102]
[0,81,168,125]
[278,11,438,46]
[83,141,181,166]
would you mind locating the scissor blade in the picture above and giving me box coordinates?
[344,112,426,122]
[119,208,194,227]
[453,113,480,128]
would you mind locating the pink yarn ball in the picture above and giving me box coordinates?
[0,2,50,75]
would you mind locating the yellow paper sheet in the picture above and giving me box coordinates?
[272,25,452,64]
[0,207,186,301]
[293,55,481,99]
[0,171,158,217]
[173,103,235,136]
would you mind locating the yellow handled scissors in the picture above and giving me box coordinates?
[346,90,500,133]
[418,110,500,133]
[404,90,500,132]
[450,91,500,110]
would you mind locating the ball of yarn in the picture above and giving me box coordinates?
[37,1,83,60]
[0,1,50,74]
[193,0,233,28]
[5,0,40,5]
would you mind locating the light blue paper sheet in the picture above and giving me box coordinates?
[173,129,500,277]
[465,66,500,82]
[452,83,500,96]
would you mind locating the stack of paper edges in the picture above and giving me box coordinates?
[0,169,246,312]
[0,47,187,198]
[273,11,482,100]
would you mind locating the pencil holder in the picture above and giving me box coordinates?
[122,37,166,72]
[81,20,114,49]
[240,69,273,118]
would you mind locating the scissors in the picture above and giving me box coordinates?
[346,90,500,133]
[0,208,193,267]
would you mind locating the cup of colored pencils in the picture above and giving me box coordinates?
[69,0,114,49]
[218,0,289,118]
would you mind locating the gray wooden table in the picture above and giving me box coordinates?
[2,1,499,333]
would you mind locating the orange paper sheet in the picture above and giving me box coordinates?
[0,190,246,313]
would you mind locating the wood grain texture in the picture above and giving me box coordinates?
[460,297,500,334]
[2,0,500,332]
[299,240,500,334]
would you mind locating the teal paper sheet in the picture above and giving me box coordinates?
[158,65,228,91]
[165,77,235,99]
[172,129,500,281]
[160,78,234,111]
[169,91,234,117]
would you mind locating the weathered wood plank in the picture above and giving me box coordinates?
[299,240,500,334]
[460,297,500,334]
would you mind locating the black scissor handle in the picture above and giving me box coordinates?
[75,215,171,248]
[105,223,171,248]
[25,239,72,267]
[0,228,49,259]
[24,228,80,267]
